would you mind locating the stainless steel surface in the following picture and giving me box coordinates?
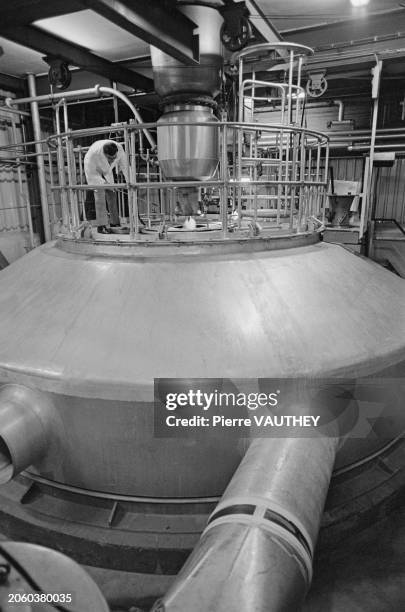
[0,385,54,483]
[151,50,222,99]
[157,105,219,180]
[216,433,339,548]
[157,432,339,611]
[151,4,222,182]
[0,240,404,497]
[154,523,309,612]
[151,5,223,99]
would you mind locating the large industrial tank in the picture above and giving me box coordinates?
[0,235,404,559]
[0,14,404,607]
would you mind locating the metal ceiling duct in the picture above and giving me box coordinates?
[151,4,223,99]
[152,3,223,180]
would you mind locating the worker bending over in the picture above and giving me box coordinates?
[84,139,129,234]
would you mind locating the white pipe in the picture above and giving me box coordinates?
[333,99,344,122]
[6,87,100,107]
[97,86,156,149]
[0,105,31,117]
[0,384,53,483]
[6,84,156,150]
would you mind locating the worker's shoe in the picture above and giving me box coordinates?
[97,225,114,234]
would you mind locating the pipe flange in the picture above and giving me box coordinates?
[160,94,218,110]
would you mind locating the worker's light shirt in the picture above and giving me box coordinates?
[84,139,129,185]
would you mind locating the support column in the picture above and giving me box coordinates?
[27,73,51,242]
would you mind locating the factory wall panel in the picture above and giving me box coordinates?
[374,160,405,224]
[0,109,38,261]
[328,156,405,224]
[329,157,364,182]
[0,110,30,232]
[256,102,370,132]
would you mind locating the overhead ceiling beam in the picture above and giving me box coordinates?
[282,8,405,49]
[79,0,199,65]
[0,0,83,27]
[244,0,282,44]
[305,37,405,73]
[0,25,153,91]
[0,72,27,95]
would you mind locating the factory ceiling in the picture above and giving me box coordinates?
[0,0,405,97]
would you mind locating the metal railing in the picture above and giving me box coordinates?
[42,119,328,242]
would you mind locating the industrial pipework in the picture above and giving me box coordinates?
[27,40,327,243]
[0,385,54,483]
[152,3,223,182]
[153,409,341,611]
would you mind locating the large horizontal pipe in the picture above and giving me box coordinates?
[6,86,106,108]
[0,105,31,117]
[154,419,340,611]
[5,85,156,150]
[348,143,405,151]
[329,133,405,142]
[0,384,53,483]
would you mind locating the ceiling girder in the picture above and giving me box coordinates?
[0,72,27,95]
[244,0,281,44]
[282,8,405,49]
[0,0,83,28]
[0,26,153,91]
[79,0,199,65]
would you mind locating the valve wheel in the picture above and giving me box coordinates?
[220,17,251,52]
[48,61,71,91]
[306,76,328,98]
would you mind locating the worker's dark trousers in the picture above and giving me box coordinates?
[94,188,119,226]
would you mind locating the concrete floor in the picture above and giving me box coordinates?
[304,505,405,612]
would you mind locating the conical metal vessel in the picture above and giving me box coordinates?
[0,237,403,496]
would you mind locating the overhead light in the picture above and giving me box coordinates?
[350,0,369,7]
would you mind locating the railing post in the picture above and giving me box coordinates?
[27,73,51,242]
[221,122,228,238]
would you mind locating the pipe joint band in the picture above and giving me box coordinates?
[206,503,313,583]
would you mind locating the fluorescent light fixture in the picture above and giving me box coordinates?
[350,0,369,7]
